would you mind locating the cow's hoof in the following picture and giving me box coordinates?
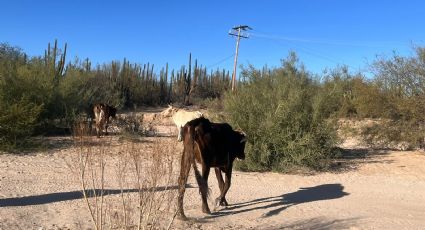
[222,199,229,206]
[202,206,211,214]
[215,197,221,207]
[176,213,188,221]
[215,197,229,207]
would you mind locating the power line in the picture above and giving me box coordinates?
[250,32,410,48]
[250,31,362,71]
[206,53,235,69]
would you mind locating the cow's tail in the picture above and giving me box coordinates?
[189,126,210,199]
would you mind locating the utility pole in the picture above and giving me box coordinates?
[229,25,252,91]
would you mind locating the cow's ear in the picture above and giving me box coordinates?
[236,130,247,136]
[240,136,247,143]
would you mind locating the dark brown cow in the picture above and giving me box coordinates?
[177,117,247,220]
[92,103,117,137]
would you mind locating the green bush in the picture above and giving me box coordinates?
[363,48,425,149]
[318,68,391,119]
[0,96,43,150]
[224,54,340,171]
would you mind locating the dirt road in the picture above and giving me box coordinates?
[1,116,424,229]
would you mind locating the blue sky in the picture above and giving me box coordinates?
[1,0,424,76]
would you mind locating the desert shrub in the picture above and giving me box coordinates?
[0,43,27,77]
[318,67,391,119]
[224,53,340,171]
[349,78,393,118]
[0,96,43,150]
[59,63,93,114]
[361,119,425,150]
[363,47,425,149]
[319,67,358,118]
[0,45,46,149]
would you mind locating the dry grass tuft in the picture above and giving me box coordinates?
[73,126,179,230]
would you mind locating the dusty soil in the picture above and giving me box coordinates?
[1,110,425,230]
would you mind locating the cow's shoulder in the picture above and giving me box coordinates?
[186,117,211,127]
[106,105,117,118]
[210,123,234,139]
[212,122,245,144]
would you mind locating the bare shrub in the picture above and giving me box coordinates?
[75,133,178,229]
[115,113,158,138]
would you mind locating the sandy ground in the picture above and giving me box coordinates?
[1,111,425,230]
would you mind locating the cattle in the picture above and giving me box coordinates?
[161,105,203,141]
[92,103,117,137]
[177,117,247,220]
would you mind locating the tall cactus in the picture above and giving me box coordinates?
[159,63,168,104]
[169,69,174,102]
[182,53,199,105]
[44,39,67,85]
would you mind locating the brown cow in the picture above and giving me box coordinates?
[177,117,247,220]
[92,103,117,137]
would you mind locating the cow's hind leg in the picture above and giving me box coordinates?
[177,151,191,220]
[200,166,211,214]
[192,162,211,214]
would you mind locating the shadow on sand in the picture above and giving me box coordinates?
[208,183,349,218]
[270,217,360,230]
[332,147,395,172]
[0,184,192,207]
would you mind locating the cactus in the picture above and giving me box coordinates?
[44,39,67,84]
[182,53,198,105]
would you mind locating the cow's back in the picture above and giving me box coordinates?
[184,118,236,166]
[92,103,116,137]
[172,110,203,127]
[93,104,104,121]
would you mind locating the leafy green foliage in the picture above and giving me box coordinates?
[361,48,425,148]
[0,42,232,151]
[224,54,340,171]
[2,39,425,160]
[0,96,43,150]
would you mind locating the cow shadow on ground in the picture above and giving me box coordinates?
[0,184,192,207]
[207,183,349,218]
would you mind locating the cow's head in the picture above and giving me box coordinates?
[232,130,247,160]
[161,104,178,118]
[109,106,117,119]
[196,111,203,118]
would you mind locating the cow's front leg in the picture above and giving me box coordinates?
[177,126,184,141]
[95,122,101,138]
[201,166,211,214]
[220,167,232,206]
[104,120,109,135]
